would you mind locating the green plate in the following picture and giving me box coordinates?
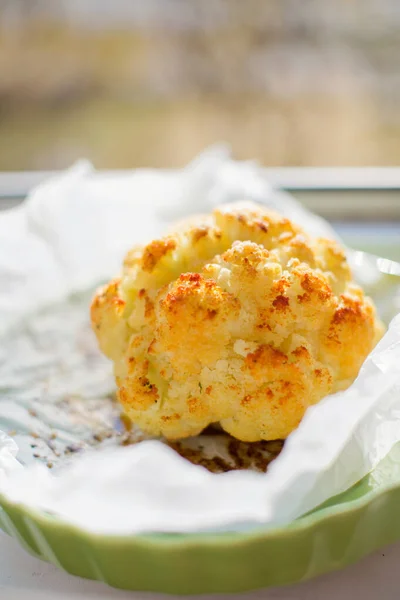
[0,231,399,594]
[1,442,400,594]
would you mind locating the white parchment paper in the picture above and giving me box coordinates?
[0,147,400,534]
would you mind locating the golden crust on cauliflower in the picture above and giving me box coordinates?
[91,202,384,442]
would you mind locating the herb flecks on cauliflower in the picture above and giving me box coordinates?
[91,202,384,441]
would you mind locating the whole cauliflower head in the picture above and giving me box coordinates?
[91,202,384,442]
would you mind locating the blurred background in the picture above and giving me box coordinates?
[0,0,399,171]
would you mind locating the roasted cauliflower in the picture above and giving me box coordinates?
[91,202,384,442]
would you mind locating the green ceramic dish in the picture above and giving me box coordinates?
[0,231,399,594]
[1,442,400,594]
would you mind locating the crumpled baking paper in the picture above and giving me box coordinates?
[0,146,400,534]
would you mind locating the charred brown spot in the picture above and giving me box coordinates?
[292,345,309,359]
[139,376,154,390]
[257,321,272,331]
[300,274,314,292]
[161,413,181,422]
[113,298,125,309]
[273,279,291,294]
[300,273,332,301]
[333,303,362,325]
[138,288,146,299]
[161,290,185,316]
[281,380,293,390]
[241,394,252,406]
[246,345,288,368]
[205,385,213,394]
[187,398,201,414]
[278,380,295,404]
[144,297,154,318]
[130,335,144,349]
[192,227,209,242]
[297,292,311,304]
[326,330,341,345]
[269,347,288,367]
[179,272,202,284]
[142,238,177,272]
[272,295,289,311]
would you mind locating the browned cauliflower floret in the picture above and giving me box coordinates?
[91,202,384,442]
